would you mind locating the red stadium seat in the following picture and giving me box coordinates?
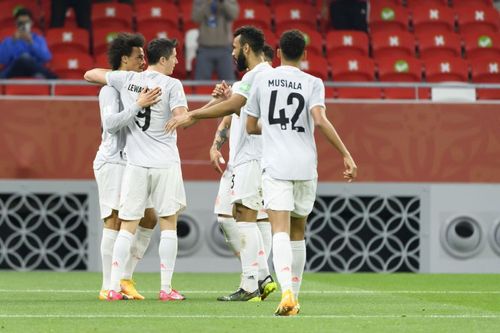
[463,32,500,60]
[330,56,380,99]
[325,30,369,59]
[94,53,109,68]
[93,28,133,57]
[135,2,179,32]
[369,4,409,33]
[371,31,416,59]
[405,0,448,7]
[411,5,456,34]
[179,1,197,31]
[140,27,184,45]
[4,78,50,96]
[417,31,462,60]
[273,3,318,32]
[378,56,423,99]
[54,85,100,96]
[470,57,500,99]
[51,53,93,79]
[0,1,40,28]
[451,0,494,8]
[425,57,470,82]
[91,3,133,30]
[275,26,323,57]
[235,3,272,31]
[46,28,89,54]
[456,6,500,34]
[299,54,329,80]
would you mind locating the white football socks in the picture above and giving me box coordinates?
[109,230,134,292]
[217,216,241,255]
[159,230,177,293]
[257,230,270,280]
[238,222,260,292]
[273,232,293,292]
[291,240,306,299]
[122,226,154,280]
[100,228,118,290]
[257,221,272,259]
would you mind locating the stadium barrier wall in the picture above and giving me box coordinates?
[1,180,500,273]
[1,99,499,273]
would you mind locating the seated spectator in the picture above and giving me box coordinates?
[0,8,57,79]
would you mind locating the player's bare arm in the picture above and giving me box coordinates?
[210,115,232,174]
[311,106,358,182]
[84,68,110,85]
[165,93,246,133]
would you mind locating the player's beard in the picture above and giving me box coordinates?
[236,50,247,72]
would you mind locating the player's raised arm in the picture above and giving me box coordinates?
[311,106,357,182]
[84,68,110,85]
[165,93,246,133]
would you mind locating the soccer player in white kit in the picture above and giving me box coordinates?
[85,38,189,301]
[94,33,161,300]
[210,44,277,300]
[167,27,276,301]
[246,30,357,316]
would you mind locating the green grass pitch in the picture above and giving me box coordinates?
[0,272,500,332]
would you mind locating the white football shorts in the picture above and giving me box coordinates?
[262,173,317,218]
[94,163,125,220]
[230,160,264,212]
[119,163,186,220]
[215,165,267,219]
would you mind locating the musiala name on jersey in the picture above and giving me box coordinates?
[268,79,302,90]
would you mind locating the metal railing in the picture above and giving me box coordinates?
[1,79,500,103]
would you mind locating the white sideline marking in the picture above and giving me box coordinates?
[1,289,500,295]
[0,314,499,319]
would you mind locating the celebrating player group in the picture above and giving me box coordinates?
[84,25,357,316]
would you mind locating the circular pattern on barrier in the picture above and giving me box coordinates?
[440,215,484,259]
[488,218,500,256]
[305,195,420,273]
[176,214,202,257]
[0,193,88,271]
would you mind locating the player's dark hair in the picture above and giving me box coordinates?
[263,44,274,62]
[14,7,33,19]
[107,33,145,70]
[279,30,306,62]
[146,38,178,65]
[234,26,264,54]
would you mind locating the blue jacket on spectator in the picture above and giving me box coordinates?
[0,33,52,72]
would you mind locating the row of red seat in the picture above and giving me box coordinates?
[2,0,498,34]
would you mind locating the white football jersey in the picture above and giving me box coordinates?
[232,62,272,166]
[245,65,325,180]
[93,85,141,169]
[106,70,188,168]
[227,81,242,167]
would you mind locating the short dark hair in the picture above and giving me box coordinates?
[146,38,178,65]
[107,33,145,70]
[234,26,264,54]
[279,30,306,61]
[263,44,274,62]
[14,7,33,20]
